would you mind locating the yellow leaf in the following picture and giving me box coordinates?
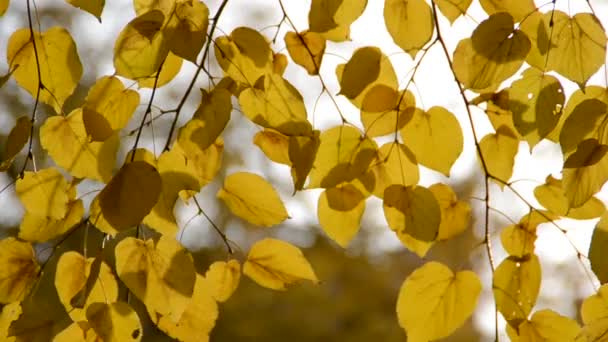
[0,116,31,171]
[337,47,397,103]
[99,160,162,230]
[205,259,241,302]
[144,146,200,236]
[493,254,541,327]
[54,321,100,342]
[453,13,530,93]
[0,238,39,303]
[508,68,564,148]
[217,172,288,227]
[534,175,605,219]
[288,131,320,192]
[178,87,231,155]
[396,261,481,341]
[548,86,608,143]
[55,251,118,322]
[272,52,288,75]
[562,139,608,208]
[434,0,472,24]
[163,0,209,62]
[89,197,119,236]
[369,142,419,198]
[590,213,608,284]
[244,238,318,290]
[308,125,377,189]
[114,10,168,80]
[501,223,536,258]
[0,0,8,16]
[149,273,218,341]
[86,302,142,342]
[479,0,536,22]
[66,0,104,21]
[429,183,471,241]
[19,199,83,242]
[479,125,519,185]
[383,185,440,242]
[115,236,196,322]
[40,108,119,182]
[401,106,463,176]
[138,51,183,88]
[83,75,140,132]
[559,99,608,157]
[7,27,82,113]
[522,11,606,88]
[214,27,273,85]
[384,0,433,58]
[317,184,365,247]
[580,285,608,340]
[308,0,366,41]
[483,89,520,136]
[254,129,291,165]
[507,309,581,342]
[361,88,415,137]
[16,168,70,220]
[284,31,325,75]
[238,74,312,136]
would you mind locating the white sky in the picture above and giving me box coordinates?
[1,0,608,340]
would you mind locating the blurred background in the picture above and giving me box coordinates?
[1,0,608,340]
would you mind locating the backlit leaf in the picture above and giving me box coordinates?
[138,52,183,88]
[163,0,209,62]
[84,76,140,132]
[384,0,433,58]
[317,183,365,247]
[115,236,196,322]
[308,125,376,189]
[500,223,536,258]
[493,254,541,327]
[506,309,581,342]
[149,274,218,341]
[453,13,530,93]
[289,131,320,192]
[86,302,142,342]
[89,197,119,236]
[54,321,100,342]
[562,139,608,208]
[308,0,367,41]
[559,99,608,157]
[0,238,39,304]
[429,183,471,241]
[400,106,463,176]
[178,87,231,154]
[244,238,318,290]
[284,31,325,75]
[217,172,288,227]
[214,27,273,85]
[383,184,440,242]
[369,142,419,198]
[99,160,162,230]
[508,68,564,148]
[55,251,118,321]
[254,129,291,165]
[479,0,535,22]
[534,175,605,219]
[548,86,608,142]
[0,116,31,171]
[435,0,472,24]
[114,10,168,80]
[16,168,70,220]
[66,0,104,21]
[40,108,119,182]
[7,27,82,113]
[479,126,519,185]
[580,285,608,340]
[396,261,481,341]
[361,88,415,137]
[205,259,241,302]
[19,199,83,242]
[0,0,7,16]
[590,213,608,284]
[238,74,312,136]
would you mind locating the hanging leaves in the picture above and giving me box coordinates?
[86,302,142,341]
[215,27,273,85]
[83,75,140,133]
[66,0,105,21]
[369,142,419,198]
[396,262,481,341]
[163,0,209,62]
[317,183,366,247]
[534,175,605,219]
[308,0,367,41]
[383,185,441,242]
[0,238,38,304]
[384,0,433,58]
[434,0,472,24]
[244,238,319,290]
[580,284,608,340]
[284,31,325,75]
[16,168,70,220]
[7,27,83,113]
[506,309,581,342]
[562,139,608,208]
[205,259,241,302]
[590,213,608,284]
[0,116,31,171]
[479,126,519,185]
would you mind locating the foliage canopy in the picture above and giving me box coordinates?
[0,0,608,340]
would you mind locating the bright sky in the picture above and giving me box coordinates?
[1,0,608,340]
